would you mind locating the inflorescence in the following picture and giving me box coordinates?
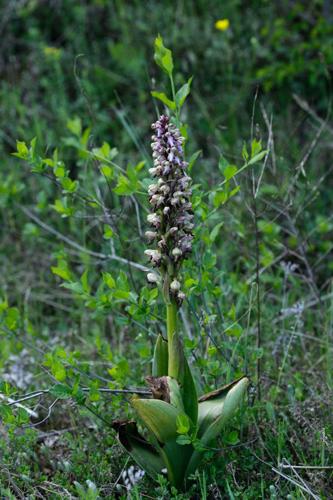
[145,115,193,304]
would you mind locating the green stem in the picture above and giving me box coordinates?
[166,300,179,379]
[167,301,177,344]
[170,74,180,127]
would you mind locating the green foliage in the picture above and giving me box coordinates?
[1,1,333,498]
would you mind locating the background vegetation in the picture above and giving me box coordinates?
[1,0,333,498]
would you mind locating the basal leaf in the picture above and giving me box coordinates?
[152,334,168,377]
[197,376,248,438]
[131,397,182,443]
[185,377,248,477]
[113,420,164,479]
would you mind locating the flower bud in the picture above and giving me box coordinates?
[170,279,181,292]
[163,165,171,175]
[157,238,166,248]
[147,213,161,227]
[160,184,170,195]
[145,231,157,241]
[147,272,159,284]
[144,249,161,266]
[148,184,158,195]
[150,194,160,205]
[172,247,182,259]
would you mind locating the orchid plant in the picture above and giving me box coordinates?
[112,37,249,491]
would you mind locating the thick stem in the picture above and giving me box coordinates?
[166,300,180,379]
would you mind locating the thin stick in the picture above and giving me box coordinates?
[20,205,149,273]
[253,200,262,400]
[0,393,39,418]
[5,387,151,408]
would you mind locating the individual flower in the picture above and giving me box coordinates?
[215,19,230,31]
[170,279,181,292]
[147,272,160,284]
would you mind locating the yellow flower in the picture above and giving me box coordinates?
[43,46,62,60]
[215,19,230,31]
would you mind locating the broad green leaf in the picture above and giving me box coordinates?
[54,166,65,178]
[102,272,116,289]
[154,35,173,76]
[51,265,71,281]
[131,397,183,443]
[197,377,248,438]
[0,404,14,424]
[60,177,78,193]
[152,334,168,377]
[13,141,29,159]
[182,355,198,425]
[175,77,193,108]
[16,407,29,424]
[168,332,198,424]
[81,127,91,148]
[167,377,185,412]
[113,421,164,479]
[67,117,82,137]
[225,322,242,337]
[100,164,114,179]
[158,439,193,490]
[52,359,66,382]
[151,91,176,110]
[188,150,201,172]
[50,383,72,399]
[242,142,249,161]
[251,138,262,157]
[0,381,11,395]
[103,224,114,239]
[225,430,239,445]
[248,150,267,165]
[228,185,240,198]
[80,270,90,294]
[62,281,83,294]
[52,198,75,217]
[113,174,136,195]
[218,155,229,174]
[213,190,227,208]
[91,143,118,162]
[200,376,248,441]
[224,164,238,181]
[5,307,20,330]
[209,222,224,243]
[89,380,100,402]
[184,278,198,289]
[186,377,248,477]
[134,160,146,172]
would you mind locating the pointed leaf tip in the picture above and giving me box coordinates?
[152,334,168,377]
